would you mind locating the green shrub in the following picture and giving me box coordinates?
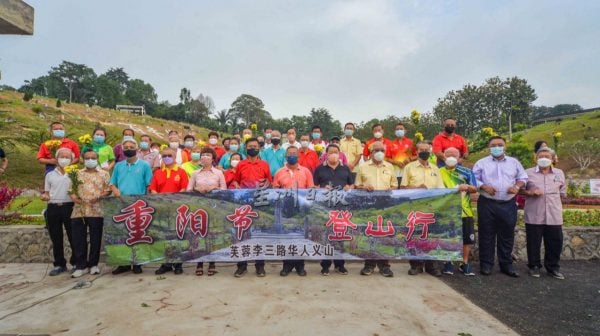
[56,99,62,108]
[22,91,33,102]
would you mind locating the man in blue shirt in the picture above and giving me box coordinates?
[110,139,153,275]
[260,129,285,176]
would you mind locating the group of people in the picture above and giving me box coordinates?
[37,117,567,280]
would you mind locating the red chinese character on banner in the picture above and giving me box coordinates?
[325,210,357,241]
[365,215,395,237]
[226,205,258,240]
[405,211,436,241]
[175,205,209,239]
[113,200,155,245]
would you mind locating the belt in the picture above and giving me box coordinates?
[479,196,514,204]
[48,202,74,207]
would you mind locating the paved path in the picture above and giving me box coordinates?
[0,262,517,336]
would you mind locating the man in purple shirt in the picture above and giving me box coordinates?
[113,128,135,163]
[473,136,527,277]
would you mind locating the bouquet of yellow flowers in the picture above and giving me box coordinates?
[197,140,207,148]
[250,123,258,131]
[160,144,168,151]
[78,134,93,145]
[410,110,420,126]
[44,139,62,156]
[414,132,424,142]
[64,165,82,195]
[482,127,498,137]
[314,144,324,155]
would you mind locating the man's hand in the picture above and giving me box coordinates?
[531,189,544,196]
[458,184,470,192]
[366,185,374,192]
[112,188,121,198]
[507,185,520,194]
[40,193,50,202]
[481,184,496,196]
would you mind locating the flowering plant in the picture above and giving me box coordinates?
[78,134,93,145]
[160,144,168,151]
[250,123,258,131]
[553,131,562,155]
[314,144,324,155]
[197,140,207,148]
[65,165,82,195]
[44,139,62,154]
[414,132,424,142]
[410,110,420,126]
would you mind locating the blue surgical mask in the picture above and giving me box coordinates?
[191,152,201,161]
[123,135,134,142]
[53,129,65,138]
[395,130,405,138]
[490,146,504,157]
[312,132,321,140]
[139,141,149,150]
[229,144,239,152]
[265,133,272,139]
[286,156,298,165]
[344,129,354,136]
[93,135,105,144]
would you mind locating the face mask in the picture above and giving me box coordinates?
[140,141,149,150]
[208,138,218,145]
[85,159,98,169]
[373,151,385,162]
[184,141,194,148]
[247,148,259,157]
[344,129,354,136]
[124,149,137,158]
[230,159,240,168]
[395,130,405,138]
[286,156,298,165]
[271,138,281,146]
[445,157,458,167]
[445,126,455,134]
[490,146,504,157]
[169,142,180,149]
[191,153,201,161]
[229,144,239,152]
[93,135,105,144]
[373,132,383,139]
[53,130,65,138]
[312,132,321,140]
[162,156,175,165]
[151,148,159,153]
[57,158,71,167]
[537,158,552,168]
[258,141,265,147]
[328,153,339,162]
[300,141,310,148]
[418,151,430,161]
[123,135,134,142]
[265,133,272,139]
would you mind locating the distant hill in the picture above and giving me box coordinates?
[0,90,215,188]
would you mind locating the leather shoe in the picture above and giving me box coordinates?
[501,268,519,278]
[132,265,143,274]
[480,267,492,276]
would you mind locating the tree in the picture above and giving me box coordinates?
[49,61,97,103]
[229,94,271,128]
[126,79,158,107]
[563,140,600,171]
[95,74,128,108]
[104,68,129,94]
[307,108,342,138]
[196,93,215,114]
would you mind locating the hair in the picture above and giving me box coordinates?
[183,134,195,141]
[443,117,456,123]
[311,125,321,132]
[534,140,547,153]
[230,152,242,161]
[488,136,506,144]
[140,134,152,141]
[396,122,406,128]
[263,127,272,132]
[122,139,138,147]
[371,123,383,130]
[329,136,340,142]
[93,127,107,137]
[222,137,231,145]
[245,137,259,146]
[229,137,240,145]
[168,130,179,136]
[122,128,135,136]
[285,145,298,154]
[150,142,160,148]
[416,141,432,149]
[201,146,216,158]
[208,131,219,138]
[300,133,311,139]
[82,148,98,158]
[443,147,460,156]
[344,122,355,129]
[55,147,75,159]
[326,144,340,153]
[49,121,64,130]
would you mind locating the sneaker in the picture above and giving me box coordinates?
[72,268,87,278]
[234,265,248,278]
[459,263,475,276]
[379,267,394,277]
[408,267,423,275]
[132,265,143,274]
[547,270,565,280]
[49,266,67,276]
[360,266,374,276]
[90,266,101,275]
[334,266,348,275]
[255,265,266,277]
[442,262,454,275]
[528,266,541,278]
[321,267,330,276]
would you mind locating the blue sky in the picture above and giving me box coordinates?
[1,0,598,122]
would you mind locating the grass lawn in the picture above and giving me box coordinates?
[9,196,46,215]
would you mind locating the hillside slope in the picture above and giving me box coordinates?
[0,90,214,188]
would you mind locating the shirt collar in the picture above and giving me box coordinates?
[534,165,553,173]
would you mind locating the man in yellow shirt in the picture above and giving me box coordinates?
[355,141,397,277]
[401,141,444,276]
[339,122,362,172]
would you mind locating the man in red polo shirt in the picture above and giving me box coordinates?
[233,138,273,277]
[432,117,468,167]
[37,122,81,175]
[150,147,189,275]
[386,122,416,186]
[363,123,392,161]
[298,134,319,172]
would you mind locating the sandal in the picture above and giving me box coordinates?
[195,267,203,276]
[207,265,217,276]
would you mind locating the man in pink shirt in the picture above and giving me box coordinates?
[273,145,314,276]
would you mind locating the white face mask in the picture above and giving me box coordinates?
[208,138,218,145]
[373,132,383,139]
[445,157,458,167]
[85,159,98,169]
[151,148,159,153]
[373,151,385,162]
[537,158,552,168]
[300,141,310,148]
[58,158,71,167]
[169,142,180,149]
[184,141,194,148]
[230,159,240,168]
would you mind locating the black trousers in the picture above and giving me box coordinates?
[237,260,265,268]
[71,217,103,269]
[283,260,305,270]
[477,197,517,270]
[320,260,345,269]
[525,224,563,272]
[364,259,390,269]
[409,260,439,271]
[46,203,75,268]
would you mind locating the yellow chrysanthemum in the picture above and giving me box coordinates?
[78,134,93,145]
[63,164,80,174]
[414,132,424,142]
[314,144,324,153]
[410,110,420,125]
[197,140,207,147]
[553,131,562,138]
[250,123,258,131]
[160,144,168,151]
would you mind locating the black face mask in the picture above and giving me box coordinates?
[247,148,260,157]
[124,149,137,158]
[271,138,281,146]
[418,151,430,161]
[444,126,455,134]
[224,145,230,151]
[258,141,265,148]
